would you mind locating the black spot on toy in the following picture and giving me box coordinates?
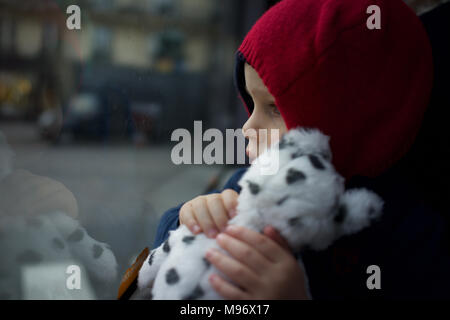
[163,239,170,253]
[148,251,155,266]
[308,154,325,170]
[247,181,260,195]
[276,195,290,206]
[288,217,303,227]
[93,244,104,259]
[183,285,204,300]
[278,137,292,150]
[291,150,304,159]
[286,168,306,184]
[203,257,211,268]
[182,236,195,244]
[334,204,347,224]
[166,268,180,285]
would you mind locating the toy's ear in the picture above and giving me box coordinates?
[334,188,384,237]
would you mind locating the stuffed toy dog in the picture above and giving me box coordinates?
[136,127,384,299]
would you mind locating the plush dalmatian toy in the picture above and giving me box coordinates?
[136,127,384,300]
[0,131,118,299]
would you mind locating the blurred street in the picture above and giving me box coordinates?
[1,121,236,287]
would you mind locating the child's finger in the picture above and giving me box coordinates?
[221,189,238,218]
[209,273,246,300]
[179,203,201,234]
[263,226,292,253]
[224,225,287,262]
[192,198,218,238]
[206,195,229,232]
[216,232,269,274]
[205,248,258,291]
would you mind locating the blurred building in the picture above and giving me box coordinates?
[2,0,440,143]
[0,0,272,142]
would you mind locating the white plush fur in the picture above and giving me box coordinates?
[137,127,384,300]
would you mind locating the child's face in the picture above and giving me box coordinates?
[242,63,287,162]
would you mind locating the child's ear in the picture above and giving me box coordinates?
[335,189,384,237]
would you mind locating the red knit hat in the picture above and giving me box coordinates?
[235,0,433,179]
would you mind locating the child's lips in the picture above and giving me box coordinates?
[246,145,255,163]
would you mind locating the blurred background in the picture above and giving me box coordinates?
[0,0,447,299]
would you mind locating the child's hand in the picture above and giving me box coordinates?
[205,225,310,300]
[179,189,238,238]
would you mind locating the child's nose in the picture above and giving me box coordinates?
[242,113,260,139]
[242,118,252,137]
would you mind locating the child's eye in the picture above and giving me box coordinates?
[270,104,281,115]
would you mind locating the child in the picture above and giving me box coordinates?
[153,0,450,299]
